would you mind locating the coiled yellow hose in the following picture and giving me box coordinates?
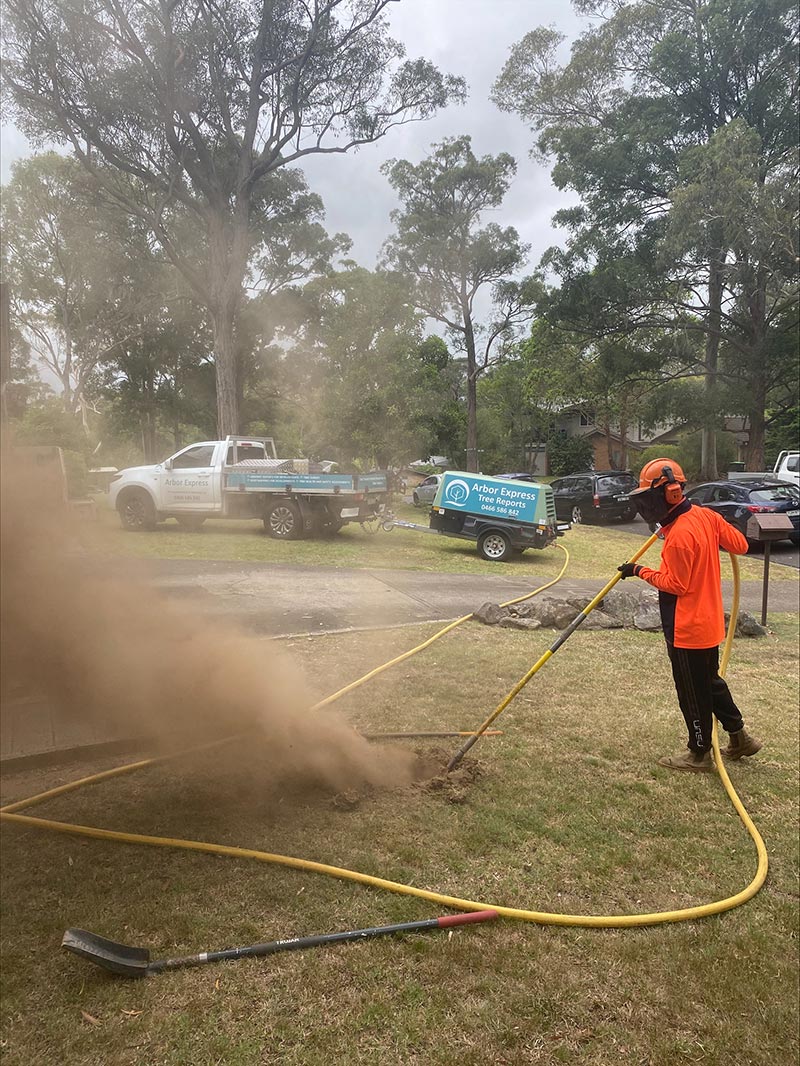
[1,547,768,929]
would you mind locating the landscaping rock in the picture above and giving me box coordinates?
[472,585,663,632]
[633,601,663,631]
[474,602,507,625]
[498,615,542,630]
[725,610,769,638]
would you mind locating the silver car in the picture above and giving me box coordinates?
[412,474,442,507]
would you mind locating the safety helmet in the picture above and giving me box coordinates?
[632,458,687,505]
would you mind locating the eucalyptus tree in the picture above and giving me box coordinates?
[382,136,540,471]
[1,153,148,419]
[279,265,457,467]
[494,0,799,473]
[3,0,465,435]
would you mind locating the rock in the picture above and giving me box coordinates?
[582,611,624,630]
[474,602,507,625]
[473,586,663,632]
[633,601,663,631]
[498,615,542,630]
[725,610,769,638]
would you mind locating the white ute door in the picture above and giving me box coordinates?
[162,443,219,512]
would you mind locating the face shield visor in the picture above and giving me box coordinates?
[631,485,672,528]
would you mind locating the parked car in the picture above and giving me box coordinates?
[412,473,443,507]
[550,471,639,524]
[685,479,800,547]
[494,472,537,482]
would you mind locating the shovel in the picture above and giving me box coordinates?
[62,909,498,978]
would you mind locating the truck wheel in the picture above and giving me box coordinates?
[478,530,512,562]
[264,500,302,540]
[118,490,157,531]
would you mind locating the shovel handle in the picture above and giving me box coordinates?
[150,910,499,973]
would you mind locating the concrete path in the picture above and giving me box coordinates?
[3,559,797,763]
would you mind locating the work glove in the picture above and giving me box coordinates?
[617,562,642,580]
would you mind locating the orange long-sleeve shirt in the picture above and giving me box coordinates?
[636,502,749,648]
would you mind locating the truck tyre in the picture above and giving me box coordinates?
[478,530,512,562]
[264,500,302,540]
[118,489,157,531]
[175,515,206,531]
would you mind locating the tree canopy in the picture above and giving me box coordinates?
[4,0,465,434]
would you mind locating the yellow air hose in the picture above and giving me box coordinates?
[0,548,768,929]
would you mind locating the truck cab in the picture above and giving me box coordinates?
[110,439,275,529]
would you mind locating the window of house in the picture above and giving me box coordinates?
[579,412,595,427]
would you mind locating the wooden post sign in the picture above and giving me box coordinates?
[746,513,794,625]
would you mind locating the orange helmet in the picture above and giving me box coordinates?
[632,458,687,504]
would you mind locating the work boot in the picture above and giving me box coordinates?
[722,728,763,760]
[657,749,713,772]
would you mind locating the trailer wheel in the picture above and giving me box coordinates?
[264,500,302,540]
[478,530,512,562]
[118,489,157,531]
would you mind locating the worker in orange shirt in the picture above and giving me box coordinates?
[618,459,763,772]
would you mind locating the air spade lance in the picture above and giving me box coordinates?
[447,532,660,772]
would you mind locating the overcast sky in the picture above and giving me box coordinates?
[302,0,587,270]
[1,0,588,273]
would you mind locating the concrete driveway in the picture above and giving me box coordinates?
[135,556,798,635]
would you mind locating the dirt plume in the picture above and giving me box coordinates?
[0,454,417,793]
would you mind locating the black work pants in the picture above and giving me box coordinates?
[666,643,745,753]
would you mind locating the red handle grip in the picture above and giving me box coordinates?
[437,909,498,927]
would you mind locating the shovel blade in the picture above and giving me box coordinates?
[62,928,151,978]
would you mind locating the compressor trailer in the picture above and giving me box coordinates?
[388,471,568,561]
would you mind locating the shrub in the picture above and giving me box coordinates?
[547,431,595,477]
[635,444,683,476]
[61,450,91,499]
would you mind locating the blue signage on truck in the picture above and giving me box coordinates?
[433,472,541,523]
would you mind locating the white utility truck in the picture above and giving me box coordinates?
[108,436,390,539]
[728,450,800,489]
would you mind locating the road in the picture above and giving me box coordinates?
[612,515,800,570]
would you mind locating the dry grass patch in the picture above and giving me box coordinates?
[82,497,798,581]
[1,617,798,1065]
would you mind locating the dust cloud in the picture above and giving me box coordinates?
[0,455,419,794]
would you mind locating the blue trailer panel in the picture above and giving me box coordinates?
[432,472,543,523]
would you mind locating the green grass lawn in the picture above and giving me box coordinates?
[2,616,797,1065]
[84,496,798,583]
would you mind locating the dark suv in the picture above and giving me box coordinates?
[550,471,638,524]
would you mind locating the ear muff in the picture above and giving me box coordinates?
[661,465,684,506]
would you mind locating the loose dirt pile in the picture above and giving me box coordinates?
[1,458,422,795]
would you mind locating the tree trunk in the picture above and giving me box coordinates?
[141,411,158,462]
[208,208,251,437]
[461,290,479,472]
[212,306,240,436]
[700,255,724,480]
[743,404,766,470]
